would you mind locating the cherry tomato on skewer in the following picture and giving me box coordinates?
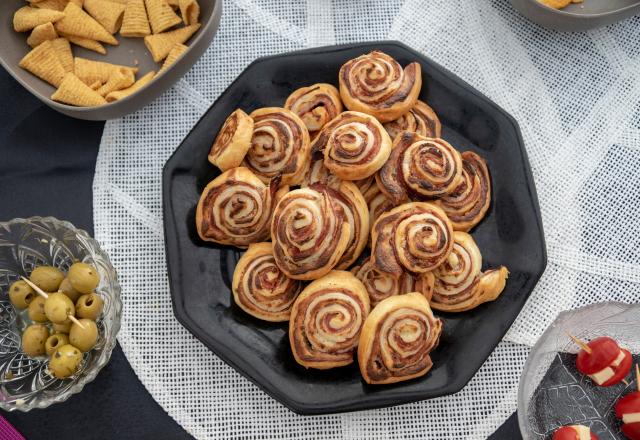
[573,336,632,387]
[552,425,599,440]
[614,365,640,440]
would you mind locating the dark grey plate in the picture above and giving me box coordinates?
[162,41,547,415]
[0,0,221,120]
[510,0,640,31]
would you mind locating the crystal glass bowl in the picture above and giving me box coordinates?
[0,217,122,411]
[518,302,640,439]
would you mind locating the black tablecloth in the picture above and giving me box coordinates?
[0,67,522,440]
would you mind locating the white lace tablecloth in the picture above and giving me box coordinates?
[92,1,640,438]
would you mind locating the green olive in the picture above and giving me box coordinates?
[75,294,104,320]
[52,320,72,334]
[28,296,47,323]
[8,280,36,310]
[45,333,69,356]
[68,263,100,294]
[59,277,82,303]
[22,324,50,357]
[48,344,82,379]
[44,292,75,324]
[29,266,64,292]
[69,319,98,352]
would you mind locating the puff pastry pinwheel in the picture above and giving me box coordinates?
[311,111,392,180]
[362,183,395,242]
[242,107,311,185]
[232,242,302,322]
[284,83,343,139]
[271,187,351,280]
[208,109,254,171]
[377,132,463,204]
[339,50,422,123]
[196,167,287,247]
[431,231,508,313]
[301,157,341,189]
[351,260,434,307]
[289,270,370,369]
[383,100,441,141]
[435,151,491,231]
[358,292,442,384]
[371,202,454,276]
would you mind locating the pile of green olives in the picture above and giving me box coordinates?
[9,262,104,379]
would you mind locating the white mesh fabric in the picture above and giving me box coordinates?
[93,0,640,438]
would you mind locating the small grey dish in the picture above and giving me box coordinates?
[510,0,640,31]
[0,0,221,120]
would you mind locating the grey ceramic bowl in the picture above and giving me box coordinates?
[0,0,221,120]
[510,0,640,31]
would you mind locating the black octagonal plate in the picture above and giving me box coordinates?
[162,41,547,415]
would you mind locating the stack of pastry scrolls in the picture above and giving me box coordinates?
[196,50,509,385]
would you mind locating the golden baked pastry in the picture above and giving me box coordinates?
[270,187,351,280]
[242,107,311,185]
[289,270,370,369]
[207,109,254,171]
[195,167,287,247]
[370,202,454,276]
[539,0,573,9]
[431,231,508,312]
[308,181,369,270]
[339,50,422,122]
[377,131,463,204]
[435,151,491,231]
[311,111,392,180]
[358,292,441,384]
[362,183,395,241]
[232,242,302,322]
[351,260,434,307]
[383,100,441,141]
[300,157,341,189]
[284,83,343,139]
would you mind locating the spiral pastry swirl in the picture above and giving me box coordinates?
[435,151,491,231]
[271,187,351,280]
[285,83,343,139]
[371,202,454,276]
[431,231,508,312]
[358,292,442,384]
[301,157,341,189]
[383,100,441,141]
[352,260,435,307]
[208,109,254,171]
[232,242,302,321]
[196,167,287,247]
[339,50,422,123]
[309,182,369,270]
[362,183,395,244]
[242,107,311,185]
[377,132,463,204]
[289,271,370,369]
[311,111,392,181]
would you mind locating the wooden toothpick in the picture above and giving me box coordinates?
[20,276,85,329]
[567,333,592,354]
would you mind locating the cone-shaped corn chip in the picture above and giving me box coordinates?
[106,71,154,102]
[179,0,199,25]
[159,43,187,72]
[51,73,107,106]
[144,0,181,34]
[27,22,59,47]
[14,7,65,32]
[19,40,66,87]
[69,0,83,6]
[89,80,102,90]
[97,68,135,96]
[83,0,125,34]
[59,32,106,54]
[50,38,74,72]
[55,3,118,45]
[120,0,150,37]
[74,57,139,84]
[166,0,179,9]
[144,23,199,62]
[32,0,68,12]
[109,0,127,3]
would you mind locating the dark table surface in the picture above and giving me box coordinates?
[0,67,522,440]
